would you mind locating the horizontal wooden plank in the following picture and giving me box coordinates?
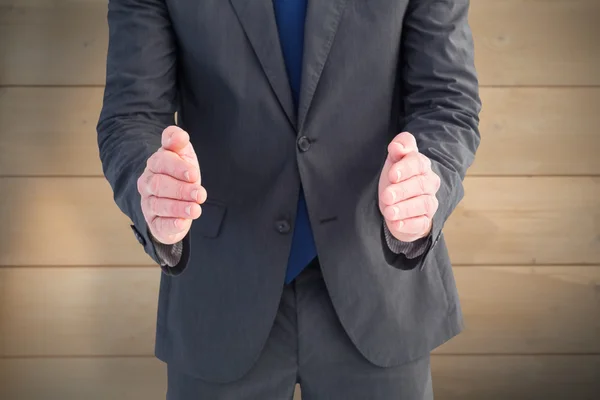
[0,357,168,400]
[0,267,160,356]
[436,266,600,354]
[1,0,597,85]
[2,87,599,176]
[1,177,598,266]
[470,0,600,85]
[446,177,600,265]
[431,355,600,400]
[472,87,600,175]
[1,266,598,357]
[1,356,598,400]
[0,87,104,176]
[0,178,150,266]
[0,1,108,85]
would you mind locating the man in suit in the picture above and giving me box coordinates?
[97,0,480,398]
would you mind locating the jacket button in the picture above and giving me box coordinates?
[275,219,291,234]
[297,136,311,152]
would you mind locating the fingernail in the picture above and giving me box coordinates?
[173,219,180,228]
[388,189,396,203]
[396,169,401,183]
[397,220,404,229]
[185,205,192,216]
[191,190,199,202]
[184,171,191,181]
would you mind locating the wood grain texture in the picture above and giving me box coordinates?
[2,87,599,176]
[445,177,600,265]
[470,0,600,86]
[436,266,600,354]
[1,266,598,357]
[0,267,160,356]
[0,178,149,266]
[0,87,104,176]
[1,0,598,85]
[472,88,600,175]
[431,355,600,400]
[1,177,598,266]
[0,1,108,86]
[0,356,598,400]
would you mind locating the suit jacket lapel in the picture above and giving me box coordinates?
[229,0,297,130]
[298,0,349,131]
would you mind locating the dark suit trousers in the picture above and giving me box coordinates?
[165,258,433,400]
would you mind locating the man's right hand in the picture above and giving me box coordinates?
[137,126,206,245]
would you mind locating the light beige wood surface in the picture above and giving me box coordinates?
[472,87,600,175]
[1,0,599,86]
[1,177,598,266]
[469,0,600,85]
[1,266,598,357]
[436,266,600,354]
[1,0,599,398]
[0,267,160,357]
[0,87,104,176]
[0,177,146,266]
[445,176,600,265]
[2,87,599,177]
[1,356,598,400]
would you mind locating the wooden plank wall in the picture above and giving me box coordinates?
[1,0,599,399]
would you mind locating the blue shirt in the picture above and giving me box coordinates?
[273,0,317,284]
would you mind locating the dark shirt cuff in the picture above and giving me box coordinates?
[149,232,183,267]
[383,220,430,259]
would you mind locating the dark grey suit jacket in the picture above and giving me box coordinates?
[97,0,481,383]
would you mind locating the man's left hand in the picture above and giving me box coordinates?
[378,132,441,243]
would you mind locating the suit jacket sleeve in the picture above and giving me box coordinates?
[384,0,481,269]
[97,0,190,275]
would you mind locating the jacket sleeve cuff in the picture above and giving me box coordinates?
[132,222,190,276]
[149,233,184,267]
[382,219,430,259]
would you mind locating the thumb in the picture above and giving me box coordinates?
[161,125,200,168]
[386,140,412,164]
[386,132,418,163]
[162,125,190,153]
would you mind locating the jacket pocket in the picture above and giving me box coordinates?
[195,200,227,238]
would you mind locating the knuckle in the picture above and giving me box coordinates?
[417,175,427,193]
[396,184,408,201]
[136,174,145,194]
[148,196,158,214]
[149,174,161,196]
[423,195,436,214]
[422,216,431,231]
[418,154,431,173]
[175,182,185,200]
[170,201,180,216]
[150,217,161,235]
[399,131,412,142]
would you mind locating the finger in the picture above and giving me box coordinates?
[142,173,207,203]
[382,194,438,222]
[388,152,431,184]
[380,171,440,206]
[387,131,418,163]
[161,126,200,169]
[161,126,189,154]
[143,196,203,219]
[387,215,432,237]
[149,217,193,243]
[147,149,200,183]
